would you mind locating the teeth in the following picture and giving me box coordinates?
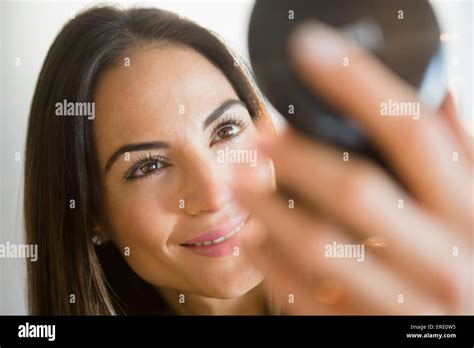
[212,236,225,244]
[224,231,235,239]
[187,220,246,247]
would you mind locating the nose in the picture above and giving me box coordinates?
[180,151,233,216]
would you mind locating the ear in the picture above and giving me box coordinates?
[91,224,111,246]
[438,91,473,162]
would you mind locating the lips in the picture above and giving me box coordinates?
[181,214,249,246]
[180,214,250,257]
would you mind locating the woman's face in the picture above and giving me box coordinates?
[93,44,274,299]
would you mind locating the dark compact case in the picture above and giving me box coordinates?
[248,0,445,165]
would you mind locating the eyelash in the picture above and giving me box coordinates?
[124,152,168,182]
[124,116,248,182]
[211,115,248,145]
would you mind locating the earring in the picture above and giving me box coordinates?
[91,233,103,246]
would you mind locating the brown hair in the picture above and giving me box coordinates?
[25,6,271,315]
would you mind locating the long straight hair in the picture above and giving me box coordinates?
[24,6,272,315]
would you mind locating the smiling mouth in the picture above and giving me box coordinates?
[181,219,246,247]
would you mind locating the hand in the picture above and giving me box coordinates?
[233,23,473,315]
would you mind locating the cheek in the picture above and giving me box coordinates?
[103,185,177,256]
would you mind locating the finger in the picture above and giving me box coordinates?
[257,129,466,307]
[260,258,359,315]
[439,92,474,163]
[289,22,472,230]
[251,234,408,315]
[232,176,447,314]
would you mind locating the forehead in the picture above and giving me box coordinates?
[93,44,238,150]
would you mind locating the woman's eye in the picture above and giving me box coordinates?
[126,160,164,180]
[218,124,240,139]
[213,124,241,142]
[140,161,161,174]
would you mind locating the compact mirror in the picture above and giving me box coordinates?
[248,0,445,164]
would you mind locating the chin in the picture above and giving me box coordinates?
[196,266,266,299]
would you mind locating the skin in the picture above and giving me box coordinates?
[93,44,274,315]
[92,26,473,315]
[233,23,473,315]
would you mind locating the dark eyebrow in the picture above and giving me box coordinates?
[202,99,247,130]
[105,141,169,173]
[104,100,246,173]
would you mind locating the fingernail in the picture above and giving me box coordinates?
[290,22,347,66]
